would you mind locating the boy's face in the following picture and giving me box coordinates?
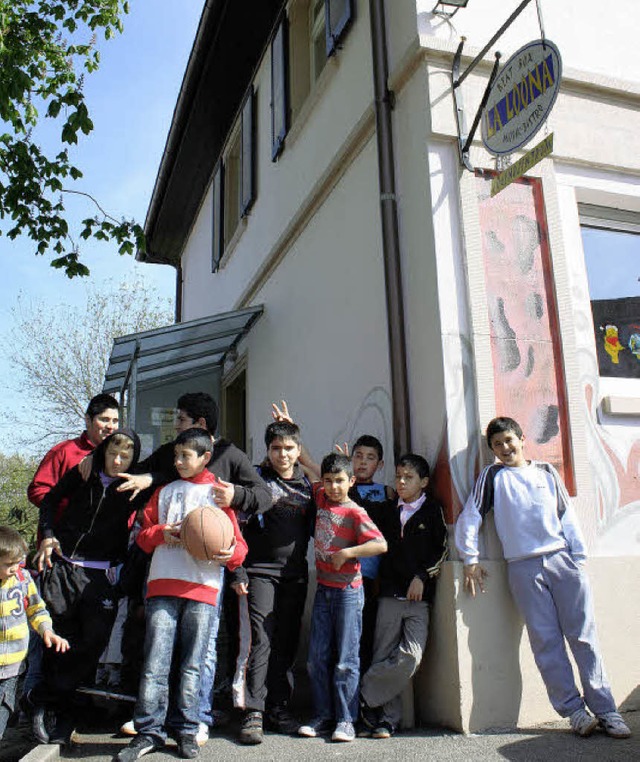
[395,465,428,504]
[0,555,23,582]
[351,446,383,483]
[267,436,301,478]
[322,470,356,504]
[85,407,119,446]
[175,444,211,479]
[489,430,527,468]
[175,409,207,434]
[104,441,134,477]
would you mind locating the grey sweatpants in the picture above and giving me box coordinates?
[360,597,429,729]
[507,549,616,718]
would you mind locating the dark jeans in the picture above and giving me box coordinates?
[245,574,308,712]
[134,596,215,743]
[0,675,18,740]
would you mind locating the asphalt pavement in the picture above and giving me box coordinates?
[7,710,639,762]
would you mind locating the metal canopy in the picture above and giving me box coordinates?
[103,306,263,395]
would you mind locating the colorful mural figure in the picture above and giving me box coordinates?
[602,324,625,364]
[628,328,640,362]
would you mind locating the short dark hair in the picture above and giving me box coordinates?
[0,526,28,560]
[397,453,430,480]
[265,421,301,448]
[175,427,214,456]
[85,394,119,419]
[106,433,135,451]
[352,435,383,461]
[486,417,524,447]
[320,452,353,478]
[177,392,218,434]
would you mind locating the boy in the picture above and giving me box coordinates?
[455,416,631,739]
[360,454,447,738]
[116,428,248,762]
[234,420,314,744]
[28,430,149,746]
[0,526,68,740]
[298,453,387,743]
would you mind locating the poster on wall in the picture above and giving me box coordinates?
[590,297,640,378]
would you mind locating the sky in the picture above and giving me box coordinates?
[0,1,204,452]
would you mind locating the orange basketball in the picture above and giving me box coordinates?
[181,506,235,561]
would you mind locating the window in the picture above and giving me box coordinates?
[212,87,256,272]
[271,0,355,159]
[580,205,640,379]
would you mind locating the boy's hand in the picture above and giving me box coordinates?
[212,480,234,508]
[35,538,61,572]
[78,454,93,481]
[406,577,424,601]
[272,400,294,424]
[231,581,248,596]
[334,442,350,456]
[463,564,489,597]
[43,630,70,653]
[162,522,182,547]
[329,548,353,570]
[117,473,153,500]
[209,541,236,566]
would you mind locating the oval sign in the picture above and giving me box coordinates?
[481,39,562,156]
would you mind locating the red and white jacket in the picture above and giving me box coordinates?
[137,470,247,606]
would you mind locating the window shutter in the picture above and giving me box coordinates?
[241,86,256,217]
[271,17,288,161]
[212,161,224,272]
[326,0,355,57]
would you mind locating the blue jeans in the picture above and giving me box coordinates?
[135,596,215,743]
[197,571,224,726]
[307,583,364,723]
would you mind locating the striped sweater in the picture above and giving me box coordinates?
[0,569,52,679]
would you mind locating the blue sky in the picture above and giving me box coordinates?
[0,1,203,452]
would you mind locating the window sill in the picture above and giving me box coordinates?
[285,56,338,151]
[218,217,248,271]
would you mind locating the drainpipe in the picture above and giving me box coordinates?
[369,0,411,457]
[175,263,183,323]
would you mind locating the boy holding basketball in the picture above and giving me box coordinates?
[115,429,247,762]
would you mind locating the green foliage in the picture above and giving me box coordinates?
[8,276,174,453]
[0,453,39,550]
[0,1,145,277]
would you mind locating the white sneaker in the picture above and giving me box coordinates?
[597,712,631,739]
[570,708,598,737]
[196,722,209,746]
[331,721,355,742]
[120,719,137,736]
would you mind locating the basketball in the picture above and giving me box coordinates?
[180,506,235,561]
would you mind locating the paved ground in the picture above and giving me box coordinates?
[5,710,639,762]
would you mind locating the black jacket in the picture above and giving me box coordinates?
[141,437,272,517]
[39,430,151,564]
[377,495,448,604]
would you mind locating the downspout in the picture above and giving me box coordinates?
[175,263,183,323]
[369,0,411,457]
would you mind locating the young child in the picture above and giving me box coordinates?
[298,453,387,743]
[29,429,149,746]
[360,454,447,738]
[0,526,68,740]
[115,428,248,762]
[234,420,314,744]
[455,416,631,739]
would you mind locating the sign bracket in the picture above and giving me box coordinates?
[451,0,542,170]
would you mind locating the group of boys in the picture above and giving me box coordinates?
[0,393,631,758]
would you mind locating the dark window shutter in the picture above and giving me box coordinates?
[326,0,355,57]
[212,162,224,272]
[271,17,288,161]
[241,86,256,217]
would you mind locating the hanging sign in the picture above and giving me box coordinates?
[482,39,562,156]
[490,133,554,196]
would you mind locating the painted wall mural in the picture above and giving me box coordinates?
[591,297,640,377]
[476,174,575,492]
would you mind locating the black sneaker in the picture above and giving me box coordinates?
[177,736,199,759]
[266,705,300,735]
[48,715,76,746]
[114,734,163,762]
[238,710,264,745]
